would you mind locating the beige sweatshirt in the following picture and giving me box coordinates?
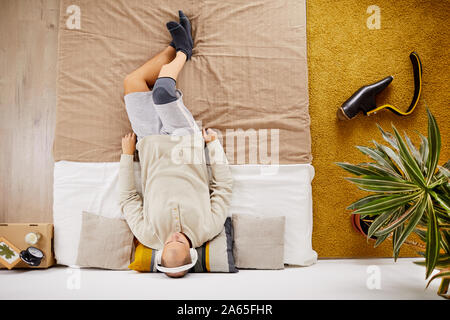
[118,133,233,250]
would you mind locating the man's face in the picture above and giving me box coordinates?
[161,232,191,276]
[164,232,190,252]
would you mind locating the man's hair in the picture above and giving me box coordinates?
[161,247,192,278]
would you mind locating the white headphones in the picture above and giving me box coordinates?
[155,248,198,274]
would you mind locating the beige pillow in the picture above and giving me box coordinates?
[76,211,134,270]
[232,214,285,270]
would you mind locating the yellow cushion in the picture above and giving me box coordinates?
[128,241,154,272]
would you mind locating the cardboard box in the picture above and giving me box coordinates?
[0,223,55,269]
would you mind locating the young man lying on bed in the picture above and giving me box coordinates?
[119,11,233,278]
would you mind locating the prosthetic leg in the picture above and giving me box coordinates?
[337,52,423,120]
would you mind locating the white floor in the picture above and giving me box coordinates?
[0,258,442,300]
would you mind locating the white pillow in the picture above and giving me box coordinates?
[53,161,141,266]
[228,165,317,266]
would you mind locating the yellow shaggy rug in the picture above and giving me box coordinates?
[307,0,449,257]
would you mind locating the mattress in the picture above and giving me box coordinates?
[53,0,311,164]
[53,161,317,266]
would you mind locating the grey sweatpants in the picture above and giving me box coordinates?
[124,77,200,140]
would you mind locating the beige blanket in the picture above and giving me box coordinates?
[54,0,311,164]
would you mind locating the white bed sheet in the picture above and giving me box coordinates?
[53,161,317,267]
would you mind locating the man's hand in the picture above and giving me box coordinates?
[202,128,218,144]
[122,132,136,155]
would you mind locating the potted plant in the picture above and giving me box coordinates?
[336,109,449,298]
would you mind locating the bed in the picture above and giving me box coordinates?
[53,0,316,268]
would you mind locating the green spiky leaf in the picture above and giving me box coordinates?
[346,175,421,194]
[392,125,426,188]
[393,196,427,255]
[335,162,381,176]
[426,108,441,184]
[425,197,441,279]
[367,207,401,239]
[374,199,423,236]
[352,191,421,215]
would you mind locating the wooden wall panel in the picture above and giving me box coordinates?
[0,0,60,222]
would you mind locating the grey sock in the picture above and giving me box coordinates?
[178,10,193,48]
[166,21,192,60]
